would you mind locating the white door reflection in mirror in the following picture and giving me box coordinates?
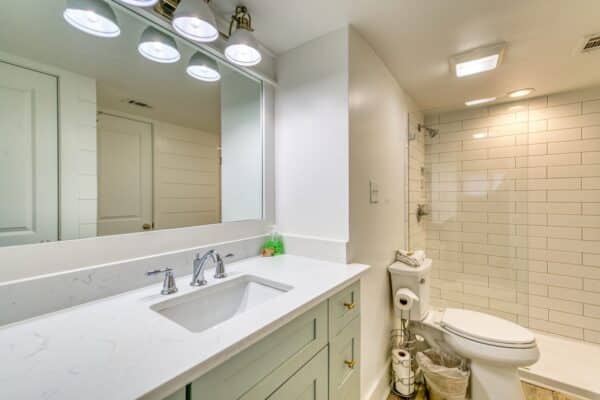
[0,62,58,246]
[97,113,152,236]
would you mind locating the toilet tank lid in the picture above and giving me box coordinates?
[388,258,432,275]
[441,308,536,346]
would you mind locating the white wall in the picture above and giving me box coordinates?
[347,29,419,400]
[221,68,263,222]
[275,28,350,243]
[59,72,98,240]
[274,27,419,399]
[154,120,221,229]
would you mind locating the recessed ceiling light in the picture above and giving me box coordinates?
[450,43,506,78]
[465,97,496,107]
[472,132,487,139]
[508,88,535,98]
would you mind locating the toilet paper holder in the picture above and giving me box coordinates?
[390,311,420,399]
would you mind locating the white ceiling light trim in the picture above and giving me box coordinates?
[465,97,496,106]
[63,0,121,38]
[172,0,219,43]
[508,88,535,98]
[119,0,159,7]
[451,42,506,78]
[138,26,181,63]
[187,52,221,81]
[225,6,262,67]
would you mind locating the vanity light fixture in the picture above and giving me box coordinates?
[508,88,535,98]
[63,0,121,38]
[138,26,181,63]
[225,6,262,67]
[187,52,221,81]
[172,0,219,42]
[465,97,496,107]
[451,43,506,78]
[119,0,159,6]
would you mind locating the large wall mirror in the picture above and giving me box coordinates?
[0,0,263,247]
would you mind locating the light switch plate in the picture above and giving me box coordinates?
[369,180,379,204]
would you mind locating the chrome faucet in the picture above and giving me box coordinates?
[190,250,216,286]
[190,250,235,286]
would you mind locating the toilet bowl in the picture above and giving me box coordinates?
[389,260,540,400]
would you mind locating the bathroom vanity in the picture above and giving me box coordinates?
[0,256,368,400]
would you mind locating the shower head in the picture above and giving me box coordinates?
[418,124,439,138]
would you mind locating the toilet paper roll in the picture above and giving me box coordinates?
[394,375,415,396]
[392,349,414,396]
[394,288,419,311]
[392,349,411,368]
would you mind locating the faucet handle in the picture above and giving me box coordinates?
[146,268,178,295]
[214,253,234,279]
[146,267,172,276]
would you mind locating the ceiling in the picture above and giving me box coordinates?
[218,0,600,112]
[0,0,225,132]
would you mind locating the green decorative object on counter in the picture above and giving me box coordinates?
[261,230,285,257]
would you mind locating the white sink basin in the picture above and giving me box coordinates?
[151,275,292,333]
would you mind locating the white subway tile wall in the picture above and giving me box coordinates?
[422,86,600,344]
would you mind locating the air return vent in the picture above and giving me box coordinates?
[579,34,600,53]
[126,99,153,109]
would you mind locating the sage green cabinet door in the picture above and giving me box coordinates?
[329,281,360,339]
[190,302,328,400]
[163,387,186,400]
[267,348,328,400]
[329,317,361,400]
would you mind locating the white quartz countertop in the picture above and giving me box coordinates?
[0,255,369,400]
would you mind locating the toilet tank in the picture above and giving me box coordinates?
[388,259,432,321]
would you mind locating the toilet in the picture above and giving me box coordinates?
[389,259,540,400]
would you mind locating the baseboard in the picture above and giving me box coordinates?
[363,357,391,400]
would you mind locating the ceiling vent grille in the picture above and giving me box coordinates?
[126,99,153,109]
[580,34,600,53]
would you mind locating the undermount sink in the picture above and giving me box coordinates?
[151,275,292,333]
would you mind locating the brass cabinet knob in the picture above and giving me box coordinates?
[344,360,356,369]
[344,302,356,310]
[143,223,151,230]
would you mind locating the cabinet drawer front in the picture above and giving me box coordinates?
[190,301,328,400]
[329,317,361,400]
[266,347,328,400]
[329,281,360,338]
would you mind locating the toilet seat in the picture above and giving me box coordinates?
[441,308,536,349]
